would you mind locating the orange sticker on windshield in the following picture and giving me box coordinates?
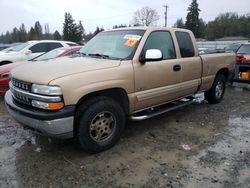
[124,38,137,47]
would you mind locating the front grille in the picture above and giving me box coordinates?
[12,78,31,91]
[11,78,32,105]
[13,92,31,105]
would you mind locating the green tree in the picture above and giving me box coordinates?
[63,12,83,43]
[19,24,27,42]
[84,32,94,41]
[34,21,43,39]
[113,24,128,29]
[28,27,36,40]
[11,27,19,42]
[0,34,4,43]
[185,0,201,37]
[44,23,53,39]
[198,18,206,38]
[53,30,62,40]
[78,21,85,37]
[93,26,104,36]
[5,31,12,43]
[205,12,250,40]
[174,18,185,28]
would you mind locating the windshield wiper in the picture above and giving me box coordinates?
[88,53,110,59]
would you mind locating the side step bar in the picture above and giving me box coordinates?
[130,97,195,121]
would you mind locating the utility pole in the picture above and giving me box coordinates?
[163,3,168,27]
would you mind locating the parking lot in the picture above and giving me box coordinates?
[0,86,250,188]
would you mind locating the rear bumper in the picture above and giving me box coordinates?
[5,90,75,139]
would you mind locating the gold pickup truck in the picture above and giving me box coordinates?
[5,27,235,153]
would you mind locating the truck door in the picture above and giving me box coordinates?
[175,31,202,97]
[133,31,182,111]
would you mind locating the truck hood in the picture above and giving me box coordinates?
[11,57,121,84]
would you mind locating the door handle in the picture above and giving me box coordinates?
[173,65,181,71]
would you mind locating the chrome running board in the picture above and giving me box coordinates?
[130,97,195,121]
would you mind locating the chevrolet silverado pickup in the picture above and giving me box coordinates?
[5,27,235,153]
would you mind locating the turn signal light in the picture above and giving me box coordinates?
[48,102,65,110]
[32,100,64,110]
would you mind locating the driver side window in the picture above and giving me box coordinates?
[29,43,47,53]
[143,31,176,60]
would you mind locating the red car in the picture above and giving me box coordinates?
[235,43,250,64]
[0,46,81,95]
[234,43,250,83]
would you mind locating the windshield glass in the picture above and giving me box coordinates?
[1,47,11,52]
[225,43,241,53]
[9,42,30,52]
[80,30,145,60]
[237,45,250,55]
[33,47,66,61]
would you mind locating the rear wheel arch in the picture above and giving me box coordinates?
[205,74,226,104]
[216,68,229,81]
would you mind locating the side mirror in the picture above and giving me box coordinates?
[140,49,163,64]
[24,50,32,55]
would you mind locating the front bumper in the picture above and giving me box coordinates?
[5,90,75,139]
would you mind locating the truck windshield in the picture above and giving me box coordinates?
[80,30,145,60]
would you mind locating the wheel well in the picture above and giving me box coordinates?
[1,61,13,66]
[216,68,229,81]
[76,88,130,115]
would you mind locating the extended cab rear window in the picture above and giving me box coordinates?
[175,31,195,58]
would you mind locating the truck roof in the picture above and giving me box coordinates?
[110,26,192,33]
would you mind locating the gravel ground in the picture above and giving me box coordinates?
[0,85,250,188]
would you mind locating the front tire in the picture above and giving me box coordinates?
[205,74,226,104]
[75,97,125,153]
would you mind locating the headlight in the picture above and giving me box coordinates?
[0,72,10,78]
[31,84,62,96]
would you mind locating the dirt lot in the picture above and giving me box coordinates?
[0,86,250,188]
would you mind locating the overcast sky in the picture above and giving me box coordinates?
[0,0,249,34]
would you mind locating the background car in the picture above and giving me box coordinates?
[235,43,250,63]
[234,42,250,83]
[0,46,81,95]
[225,42,242,53]
[0,40,78,66]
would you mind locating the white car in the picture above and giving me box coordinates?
[0,40,77,66]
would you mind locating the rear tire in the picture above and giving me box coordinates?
[75,97,125,153]
[205,74,226,104]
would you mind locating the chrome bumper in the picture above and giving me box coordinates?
[5,90,74,139]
